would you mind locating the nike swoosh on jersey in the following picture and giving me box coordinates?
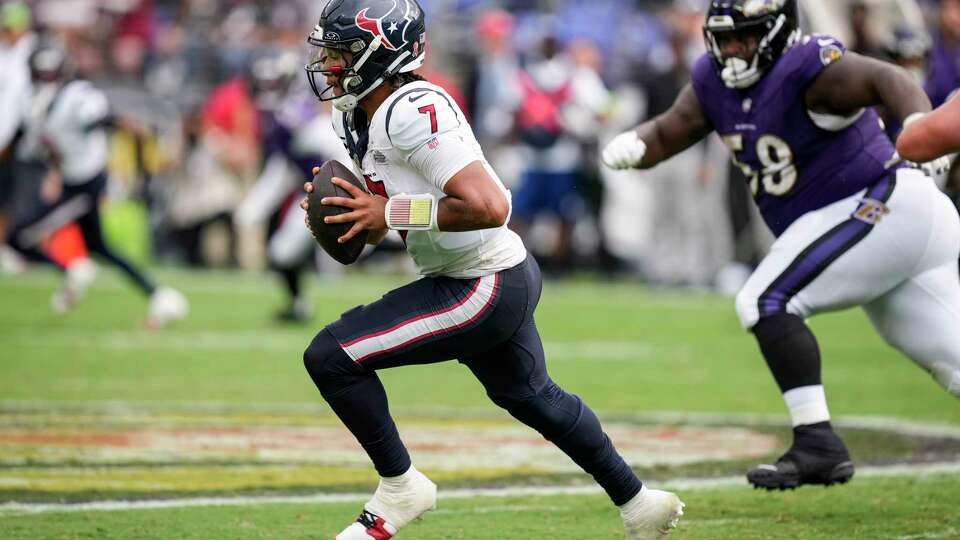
[408,92,429,103]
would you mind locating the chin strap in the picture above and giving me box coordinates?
[333,48,414,112]
[718,13,792,90]
[721,56,762,89]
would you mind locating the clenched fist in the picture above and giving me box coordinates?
[602,130,647,170]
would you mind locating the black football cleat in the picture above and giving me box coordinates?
[747,422,855,490]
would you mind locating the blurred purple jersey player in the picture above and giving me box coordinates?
[603,0,960,491]
[236,51,352,322]
[925,0,960,108]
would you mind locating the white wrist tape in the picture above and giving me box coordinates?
[385,193,438,231]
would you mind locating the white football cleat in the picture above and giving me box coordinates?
[620,486,685,540]
[51,258,97,314]
[0,245,26,275]
[50,289,73,315]
[146,287,189,329]
[334,466,437,539]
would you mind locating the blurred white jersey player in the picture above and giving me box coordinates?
[6,40,187,328]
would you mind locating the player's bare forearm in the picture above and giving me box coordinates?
[436,196,503,231]
[897,93,960,162]
[871,65,931,123]
[636,85,712,168]
[636,117,692,168]
[437,162,509,231]
[806,52,931,122]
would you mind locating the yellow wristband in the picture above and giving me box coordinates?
[385,193,438,231]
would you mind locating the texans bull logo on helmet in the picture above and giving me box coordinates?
[354,0,420,51]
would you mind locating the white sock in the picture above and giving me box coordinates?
[783,385,830,427]
[380,464,420,490]
[618,485,647,517]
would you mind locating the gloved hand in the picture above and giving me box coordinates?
[901,153,953,185]
[602,130,647,170]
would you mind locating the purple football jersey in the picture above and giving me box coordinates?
[261,92,325,178]
[692,36,898,236]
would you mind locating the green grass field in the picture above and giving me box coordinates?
[1,267,958,539]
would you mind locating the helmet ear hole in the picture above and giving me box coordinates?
[343,76,362,91]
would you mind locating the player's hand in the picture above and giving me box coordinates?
[602,130,647,170]
[300,167,321,232]
[40,170,63,203]
[320,177,388,244]
[300,166,322,212]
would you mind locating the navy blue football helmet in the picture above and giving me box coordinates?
[29,39,70,84]
[703,0,801,89]
[251,49,301,111]
[305,0,426,111]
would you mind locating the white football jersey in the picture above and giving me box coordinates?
[18,80,110,185]
[0,34,33,150]
[333,80,526,278]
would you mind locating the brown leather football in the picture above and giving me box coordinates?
[306,160,369,265]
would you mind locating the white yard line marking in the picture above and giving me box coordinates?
[2,401,959,437]
[892,529,959,540]
[1,462,958,517]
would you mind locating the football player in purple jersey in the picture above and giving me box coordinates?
[604,0,959,491]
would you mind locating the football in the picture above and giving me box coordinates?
[306,160,370,265]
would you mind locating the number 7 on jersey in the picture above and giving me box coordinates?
[418,104,438,134]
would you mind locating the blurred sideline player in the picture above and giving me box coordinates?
[299,1,684,538]
[604,0,959,490]
[879,26,931,142]
[897,92,960,162]
[0,1,36,271]
[6,40,188,328]
[926,0,960,109]
[235,51,352,322]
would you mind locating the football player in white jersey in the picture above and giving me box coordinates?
[6,40,188,328]
[299,1,683,539]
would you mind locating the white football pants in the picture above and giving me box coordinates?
[736,168,960,397]
[267,203,314,269]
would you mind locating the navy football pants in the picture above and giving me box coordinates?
[7,173,155,296]
[303,255,642,505]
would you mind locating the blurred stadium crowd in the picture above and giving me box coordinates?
[1,0,958,317]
